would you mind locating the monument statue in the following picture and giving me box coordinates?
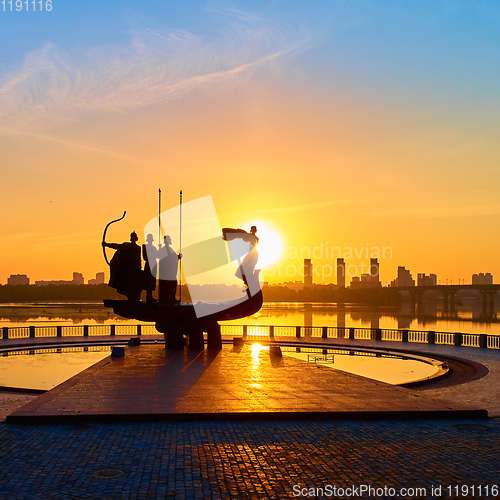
[102,211,263,351]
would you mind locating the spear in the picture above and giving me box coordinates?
[158,188,162,245]
[158,188,161,302]
[179,190,183,303]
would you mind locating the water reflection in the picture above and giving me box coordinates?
[1,299,500,336]
[0,346,111,390]
[225,299,500,336]
[0,302,130,327]
[282,347,438,386]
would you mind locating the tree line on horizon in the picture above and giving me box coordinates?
[0,283,402,306]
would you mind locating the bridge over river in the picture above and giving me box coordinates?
[393,284,500,316]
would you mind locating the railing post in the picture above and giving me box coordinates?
[57,326,62,338]
[375,328,382,341]
[29,326,35,339]
[401,330,409,343]
[428,331,435,345]
[296,326,301,339]
[348,328,355,340]
[2,327,8,340]
[269,325,274,339]
[242,325,247,340]
[110,325,115,336]
[137,324,142,336]
[454,332,462,347]
[479,334,488,349]
[83,325,89,337]
[322,326,328,339]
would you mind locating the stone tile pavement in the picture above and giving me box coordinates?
[7,344,481,422]
[0,335,499,498]
[0,418,499,499]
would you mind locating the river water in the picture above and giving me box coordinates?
[0,299,498,336]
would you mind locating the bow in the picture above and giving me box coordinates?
[102,211,126,266]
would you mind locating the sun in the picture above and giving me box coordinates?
[241,220,284,268]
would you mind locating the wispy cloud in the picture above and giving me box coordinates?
[0,8,325,136]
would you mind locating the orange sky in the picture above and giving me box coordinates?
[2,3,500,286]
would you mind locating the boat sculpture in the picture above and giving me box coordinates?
[104,290,263,350]
[102,214,263,350]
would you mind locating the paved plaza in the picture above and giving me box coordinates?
[7,344,482,422]
[0,418,499,499]
[0,336,499,498]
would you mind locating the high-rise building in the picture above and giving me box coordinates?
[336,258,345,288]
[417,273,437,286]
[304,259,313,287]
[7,274,29,285]
[88,272,106,285]
[370,258,380,283]
[390,266,415,287]
[472,273,493,285]
[72,272,84,285]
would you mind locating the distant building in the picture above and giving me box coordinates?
[7,274,29,285]
[337,258,345,288]
[370,258,380,283]
[472,273,493,285]
[350,273,382,288]
[390,266,415,287]
[88,272,106,285]
[285,281,305,291]
[417,273,437,286]
[304,259,313,287]
[35,272,85,286]
[73,272,84,285]
[349,258,381,288]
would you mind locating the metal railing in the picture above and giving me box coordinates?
[0,324,497,349]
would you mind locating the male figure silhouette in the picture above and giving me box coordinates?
[158,235,181,304]
[143,233,158,303]
[103,232,142,300]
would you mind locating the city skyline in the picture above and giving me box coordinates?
[2,2,500,285]
[3,263,495,288]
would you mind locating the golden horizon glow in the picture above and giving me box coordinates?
[240,220,284,270]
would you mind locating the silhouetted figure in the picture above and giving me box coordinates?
[158,235,181,304]
[143,233,158,303]
[223,226,259,296]
[103,232,142,300]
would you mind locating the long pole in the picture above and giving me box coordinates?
[158,188,161,302]
[179,190,183,303]
[158,189,161,246]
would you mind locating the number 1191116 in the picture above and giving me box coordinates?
[2,0,52,11]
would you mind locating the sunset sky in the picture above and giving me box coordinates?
[1,1,500,286]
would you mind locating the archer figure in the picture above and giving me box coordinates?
[102,231,142,300]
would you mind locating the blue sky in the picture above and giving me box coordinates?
[2,1,500,283]
[2,0,500,129]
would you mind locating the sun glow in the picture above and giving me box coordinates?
[241,220,284,269]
